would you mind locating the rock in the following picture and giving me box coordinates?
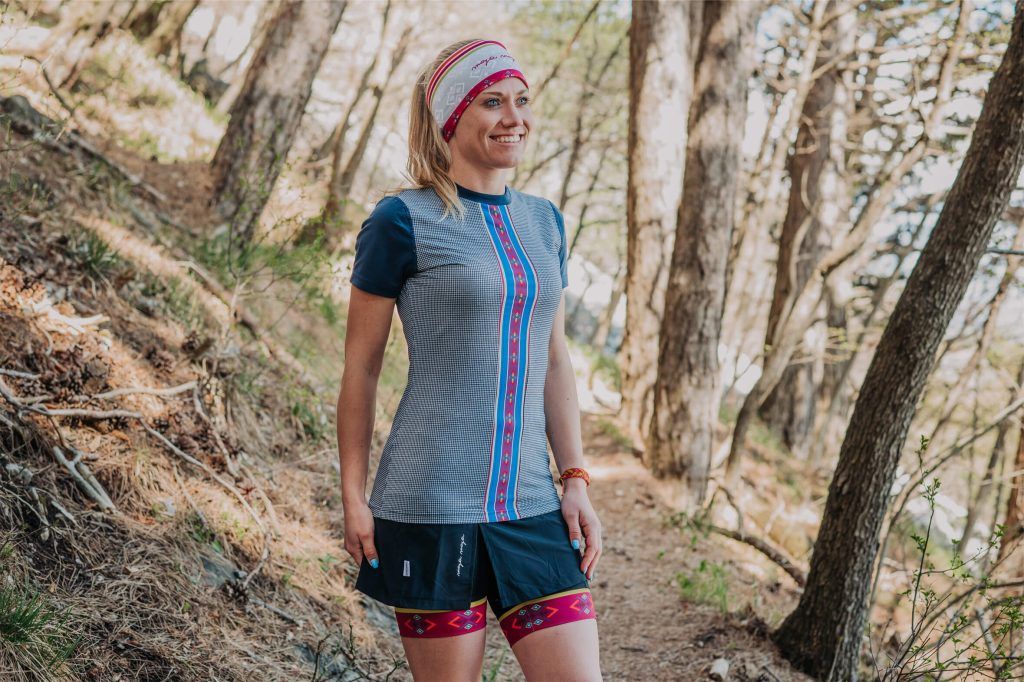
[709,657,730,680]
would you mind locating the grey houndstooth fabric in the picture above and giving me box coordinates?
[351,184,568,524]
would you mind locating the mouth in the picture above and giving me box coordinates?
[490,133,525,145]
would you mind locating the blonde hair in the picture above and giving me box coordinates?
[384,39,481,221]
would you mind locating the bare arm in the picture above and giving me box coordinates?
[544,294,587,476]
[544,293,602,580]
[337,286,395,567]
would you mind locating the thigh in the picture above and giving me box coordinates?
[400,628,487,682]
[509,616,601,682]
[395,598,488,682]
[495,586,600,681]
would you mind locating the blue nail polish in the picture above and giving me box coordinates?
[572,538,580,550]
[370,558,379,569]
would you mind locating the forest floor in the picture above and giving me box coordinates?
[0,24,818,682]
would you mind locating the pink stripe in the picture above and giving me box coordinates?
[426,40,504,105]
[396,601,487,638]
[499,590,597,647]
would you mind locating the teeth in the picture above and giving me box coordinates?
[494,135,520,143]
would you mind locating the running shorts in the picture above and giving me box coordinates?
[354,507,597,644]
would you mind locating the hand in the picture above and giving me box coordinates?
[561,480,602,581]
[343,501,379,569]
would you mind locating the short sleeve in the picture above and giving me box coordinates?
[350,196,417,298]
[548,200,569,289]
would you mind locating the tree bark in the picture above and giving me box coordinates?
[209,0,346,244]
[645,0,760,507]
[144,0,199,59]
[997,416,1024,572]
[619,0,703,450]
[772,4,1024,678]
[962,357,1024,549]
[758,2,839,458]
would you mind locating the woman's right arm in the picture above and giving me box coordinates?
[337,285,397,570]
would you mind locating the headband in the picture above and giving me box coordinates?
[426,40,529,141]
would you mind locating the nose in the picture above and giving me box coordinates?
[501,100,524,128]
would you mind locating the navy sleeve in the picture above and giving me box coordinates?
[548,200,569,289]
[350,196,417,298]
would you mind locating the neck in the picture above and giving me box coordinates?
[448,158,508,195]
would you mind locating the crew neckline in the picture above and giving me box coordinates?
[456,182,511,205]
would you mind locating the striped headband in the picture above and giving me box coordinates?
[426,39,529,141]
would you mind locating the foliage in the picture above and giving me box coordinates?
[676,559,731,614]
[868,471,1024,680]
[0,542,83,679]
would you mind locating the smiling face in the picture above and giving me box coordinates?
[448,76,532,172]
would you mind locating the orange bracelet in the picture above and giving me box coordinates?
[559,467,590,487]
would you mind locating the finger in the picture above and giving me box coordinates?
[581,522,601,578]
[564,511,584,552]
[582,541,599,579]
[362,533,380,568]
[345,541,364,567]
[589,546,603,580]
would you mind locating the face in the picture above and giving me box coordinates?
[448,76,532,170]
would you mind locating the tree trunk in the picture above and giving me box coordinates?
[592,262,625,355]
[38,0,119,89]
[725,0,972,481]
[123,0,167,41]
[962,357,1024,549]
[758,3,839,457]
[308,0,391,165]
[557,31,626,212]
[927,225,1024,447]
[209,0,346,245]
[997,420,1024,572]
[619,0,703,450]
[144,0,199,59]
[645,0,760,507]
[214,1,282,116]
[324,23,410,239]
[772,4,1024,677]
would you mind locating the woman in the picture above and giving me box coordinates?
[337,38,603,681]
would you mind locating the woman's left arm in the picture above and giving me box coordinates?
[545,293,602,581]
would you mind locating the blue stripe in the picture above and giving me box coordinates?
[481,205,516,521]
[499,204,539,519]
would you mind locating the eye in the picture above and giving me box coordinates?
[483,97,500,106]
[517,95,531,105]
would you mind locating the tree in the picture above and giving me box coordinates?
[144,0,199,62]
[619,0,703,449]
[209,0,346,244]
[772,3,1024,677]
[645,0,761,505]
[758,0,841,458]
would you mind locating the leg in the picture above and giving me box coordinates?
[395,598,488,682]
[498,588,601,682]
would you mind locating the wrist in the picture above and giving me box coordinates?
[342,490,368,509]
[562,478,588,493]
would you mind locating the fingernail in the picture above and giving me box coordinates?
[370,558,379,569]
[572,539,580,550]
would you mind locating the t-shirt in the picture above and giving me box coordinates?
[350,182,569,524]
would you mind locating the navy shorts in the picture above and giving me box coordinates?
[354,508,597,644]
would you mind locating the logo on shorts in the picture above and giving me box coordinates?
[456,533,466,577]
[403,559,410,577]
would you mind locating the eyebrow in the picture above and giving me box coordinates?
[481,88,529,96]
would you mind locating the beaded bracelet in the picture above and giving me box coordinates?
[559,467,590,487]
